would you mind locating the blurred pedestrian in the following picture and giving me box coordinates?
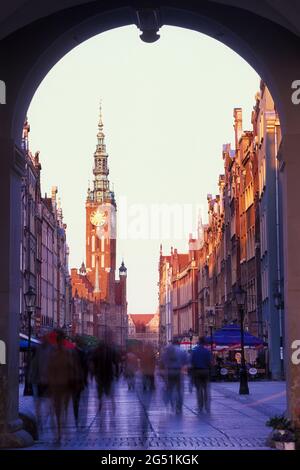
[140,343,156,391]
[29,335,53,431]
[124,347,139,391]
[48,330,73,442]
[161,338,188,413]
[187,350,194,393]
[92,335,119,412]
[191,336,212,413]
[70,339,88,427]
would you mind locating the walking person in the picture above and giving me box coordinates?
[70,343,87,427]
[140,343,156,391]
[124,348,139,391]
[29,335,53,432]
[92,336,119,413]
[161,338,188,414]
[47,331,73,442]
[191,336,212,413]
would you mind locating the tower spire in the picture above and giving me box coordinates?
[97,100,105,151]
[86,102,116,207]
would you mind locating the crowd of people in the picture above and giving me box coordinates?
[27,330,213,441]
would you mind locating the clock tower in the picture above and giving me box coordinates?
[71,104,127,346]
[86,105,116,301]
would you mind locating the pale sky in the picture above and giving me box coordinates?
[27,25,259,314]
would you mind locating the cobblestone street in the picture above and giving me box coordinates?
[19,377,286,450]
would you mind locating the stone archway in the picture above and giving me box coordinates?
[1,1,300,446]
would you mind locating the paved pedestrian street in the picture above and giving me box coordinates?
[18,376,286,450]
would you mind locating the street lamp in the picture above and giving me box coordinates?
[23,286,36,396]
[234,285,249,395]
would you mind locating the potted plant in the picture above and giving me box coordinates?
[272,430,296,450]
[266,415,292,432]
[266,415,296,449]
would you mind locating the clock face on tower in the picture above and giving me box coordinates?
[90,209,107,227]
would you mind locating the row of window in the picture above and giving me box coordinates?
[244,182,254,211]
[41,315,54,327]
[171,278,193,307]
[246,226,255,260]
[91,254,105,268]
[90,235,107,252]
[178,308,193,335]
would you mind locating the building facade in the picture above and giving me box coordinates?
[128,314,159,349]
[158,82,284,378]
[20,119,71,338]
[70,263,95,337]
[71,108,128,347]
[159,240,201,346]
[253,83,284,379]
[158,247,172,348]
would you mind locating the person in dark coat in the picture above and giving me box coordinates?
[124,348,139,390]
[47,331,73,442]
[70,346,87,427]
[190,336,212,413]
[140,343,156,391]
[91,338,119,412]
[29,336,53,430]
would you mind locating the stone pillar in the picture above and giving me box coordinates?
[281,133,300,429]
[0,137,33,447]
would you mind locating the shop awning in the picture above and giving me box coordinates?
[19,333,41,350]
[205,324,264,348]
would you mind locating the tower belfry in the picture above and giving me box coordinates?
[87,103,115,206]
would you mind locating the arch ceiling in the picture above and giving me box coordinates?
[1,0,300,41]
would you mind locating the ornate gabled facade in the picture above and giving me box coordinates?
[71,107,128,347]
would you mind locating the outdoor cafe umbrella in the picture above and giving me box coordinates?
[205,323,264,348]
